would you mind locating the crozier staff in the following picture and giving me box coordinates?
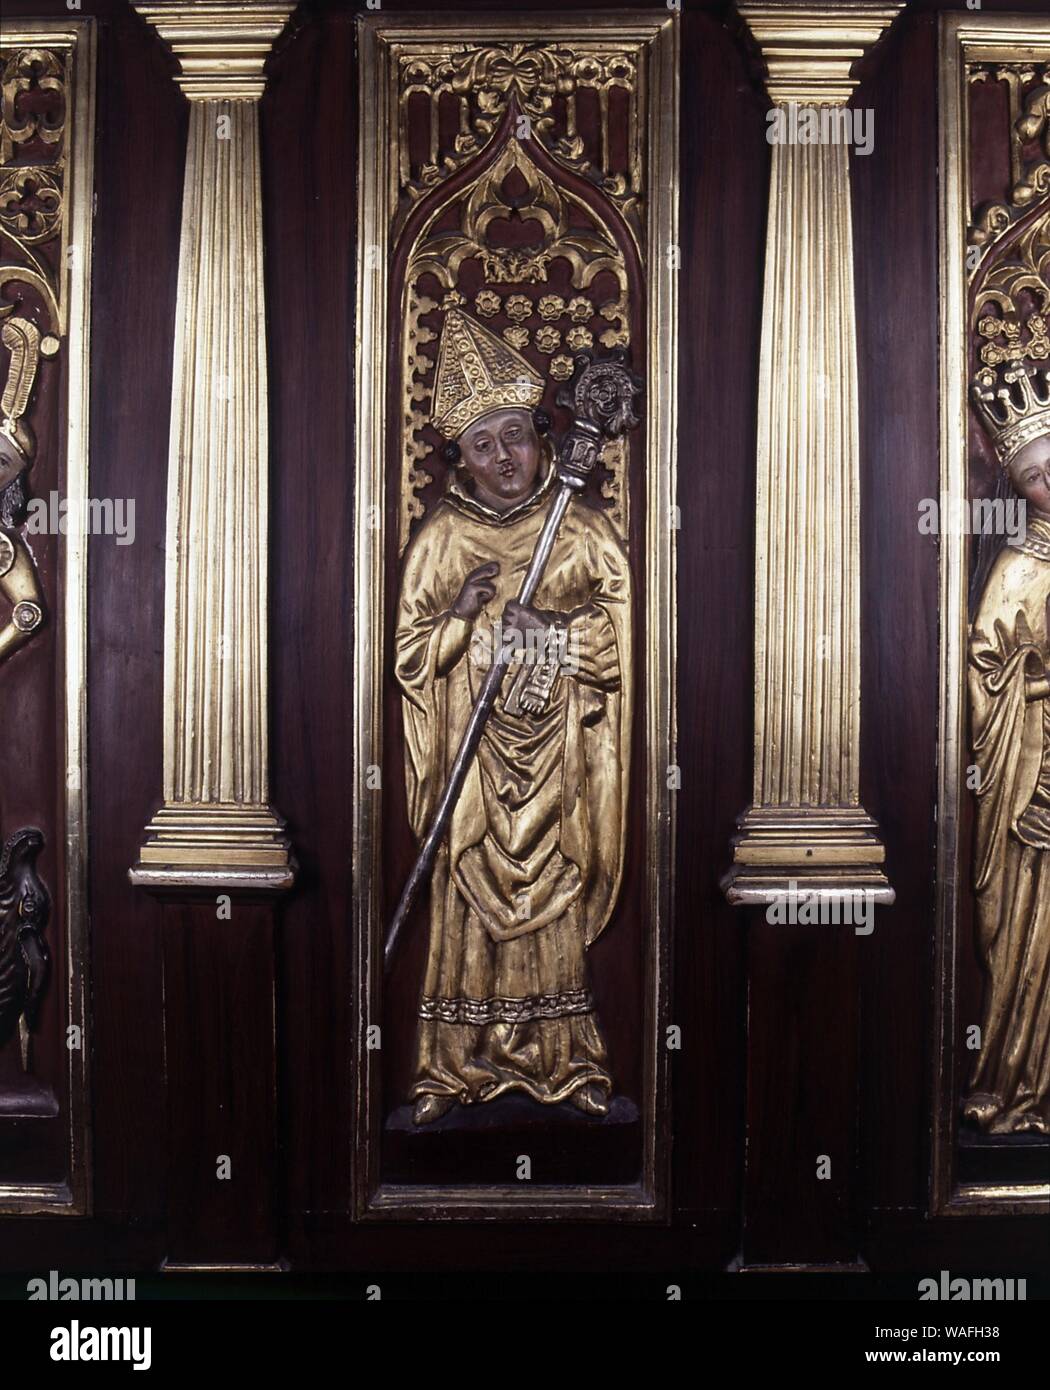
[394,309,632,1125]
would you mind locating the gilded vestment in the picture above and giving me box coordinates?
[395,467,631,1107]
[965,512,1050,1134]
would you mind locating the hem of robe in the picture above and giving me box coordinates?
[419,988,594,1025]
[409,1071,611,1109]
[410,1013,612,1108]
[963,1090,1050,1135]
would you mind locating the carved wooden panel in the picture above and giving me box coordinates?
[935,11,1050,1214]
[353,13,677,1217]
[0,19,94,1213]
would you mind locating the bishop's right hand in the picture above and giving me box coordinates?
[451,561,500,621]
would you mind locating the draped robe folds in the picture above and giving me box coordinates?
[394,467,631,1108]
[964,512,1050,1135]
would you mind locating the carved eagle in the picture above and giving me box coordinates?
[0,826,51,1069]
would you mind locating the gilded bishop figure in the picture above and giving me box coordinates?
[395,309,632,1125]
[964,353,1050,1135]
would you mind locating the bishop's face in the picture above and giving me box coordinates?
[457,408,541,513]
[1009,434,1050,518]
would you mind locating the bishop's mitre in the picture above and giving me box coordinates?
[429,307,545,441]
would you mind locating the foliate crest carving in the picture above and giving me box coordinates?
[395,41,642,234]
[398,136,635,551]
[0,46,69,335]
[972,208,1050,333]
[968,63,1050,256]
[1,48,64,162]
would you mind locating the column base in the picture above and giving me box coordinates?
[721,805,894,907]
[129,804,296,891]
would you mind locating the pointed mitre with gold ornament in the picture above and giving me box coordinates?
[429,308,544,440]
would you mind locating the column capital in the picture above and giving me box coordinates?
[134,1,294,99]
[739,1,905,105]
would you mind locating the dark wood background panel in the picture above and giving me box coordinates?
[673,2,764,1235]
[744,923,861,1266]
[162,899,279,1266]
[84,0,182,1241]
[264,0,358,1223]
[968,71,1011,219]
[851,6,940,1219]
[0,0,1045,1279]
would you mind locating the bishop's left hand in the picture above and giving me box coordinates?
[503,599,560,632]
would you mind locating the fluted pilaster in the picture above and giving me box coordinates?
[130,1,295,889]
[724,1,903,906]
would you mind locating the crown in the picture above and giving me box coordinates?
[971,308,1050,468]
[971,359,1050,470]
[970,211,1050,469]
[430,307,544,440]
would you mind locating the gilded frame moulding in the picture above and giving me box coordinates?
[933,11,1050,1219]
[0,18,96,1215]
[352,11,678,1219]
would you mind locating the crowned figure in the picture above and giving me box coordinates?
[964,340,1050,1136]
[394,308,632,1125]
